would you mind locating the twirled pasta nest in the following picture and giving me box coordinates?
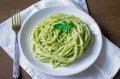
[31,13,93,68]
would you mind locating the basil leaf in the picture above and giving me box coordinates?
[64,25,69,34]
[62,21,67,26]
[54,24,63,30]
[53,21,74,35]
[68,22,74,28]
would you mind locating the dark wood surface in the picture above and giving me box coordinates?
[0,0,120,79]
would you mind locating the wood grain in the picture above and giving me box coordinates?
[0,0,120,79]
[87,0,120,47]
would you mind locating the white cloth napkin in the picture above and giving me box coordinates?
[0,0,120,79]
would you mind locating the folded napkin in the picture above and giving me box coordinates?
[0,0,120,79]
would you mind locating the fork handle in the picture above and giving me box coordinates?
[13,34,20,78]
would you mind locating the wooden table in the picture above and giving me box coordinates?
[0,0,120,79]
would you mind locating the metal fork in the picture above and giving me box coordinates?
[11,9,21,78]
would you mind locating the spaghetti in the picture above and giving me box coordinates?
[31,13,93,68]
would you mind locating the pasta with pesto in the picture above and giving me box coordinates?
[31,13,93,68]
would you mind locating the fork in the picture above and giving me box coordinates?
[11,9,21,78]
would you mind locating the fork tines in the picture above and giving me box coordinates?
[11,9,21,26]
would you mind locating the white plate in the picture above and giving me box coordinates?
[19,6,102,76]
